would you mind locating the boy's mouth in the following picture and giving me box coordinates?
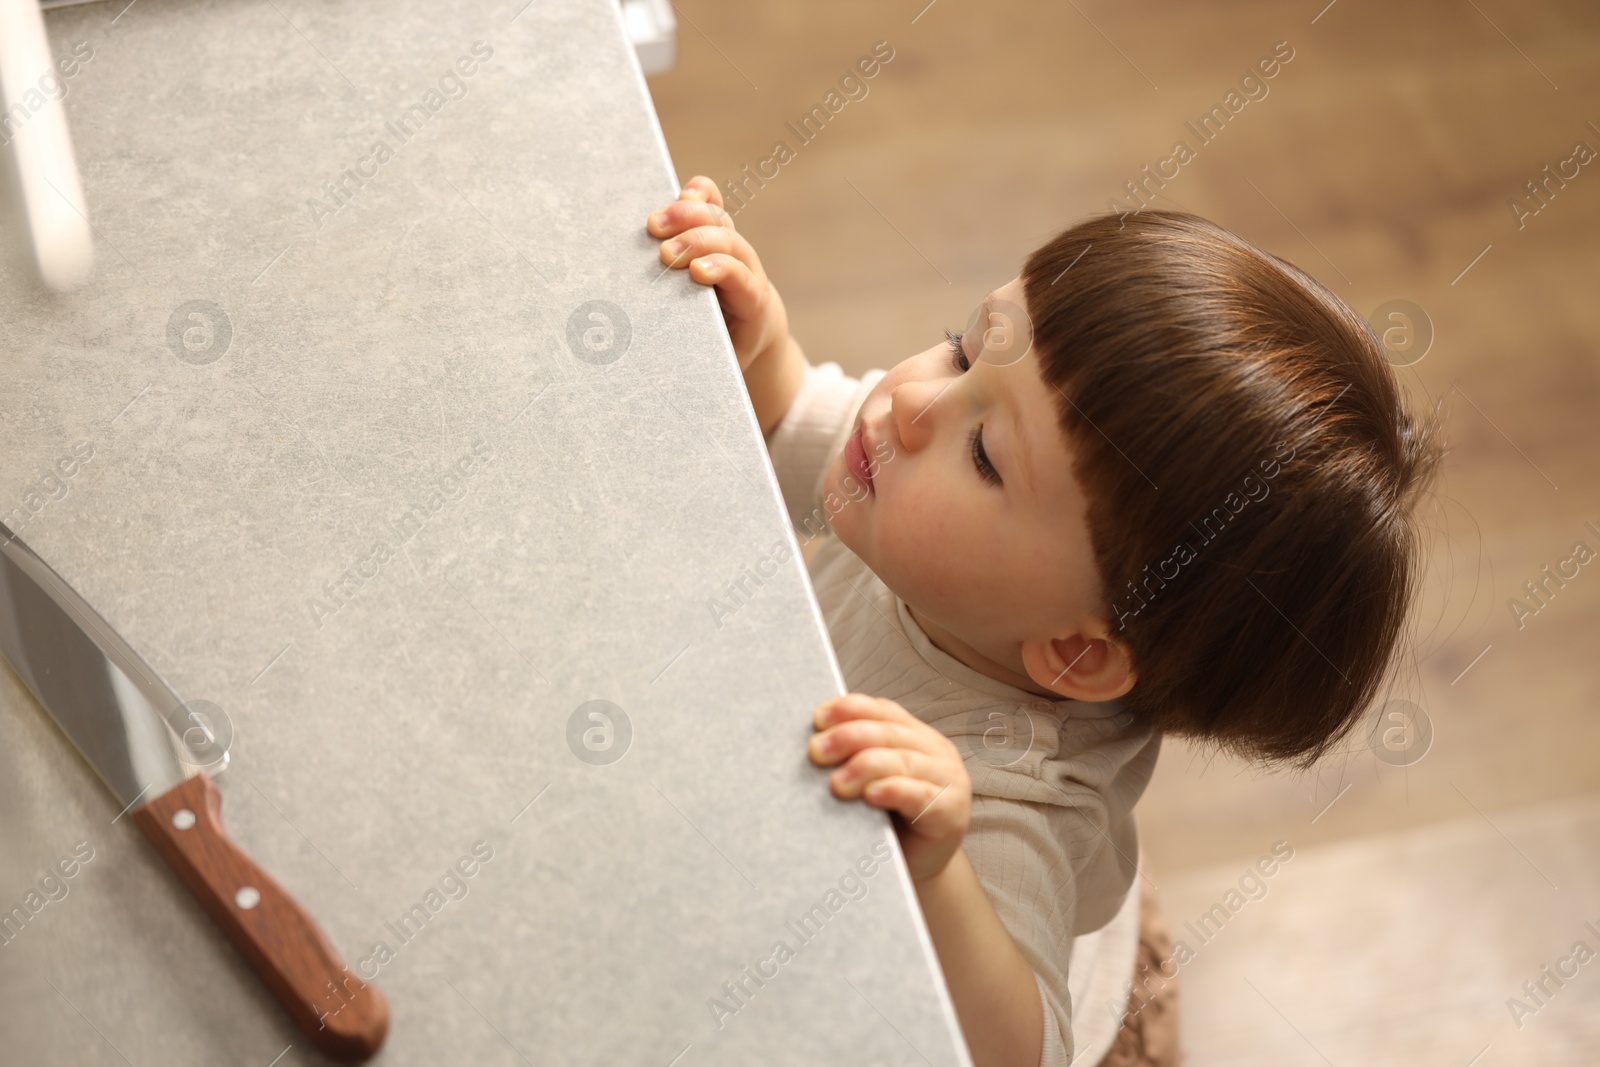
[845,424,875,494]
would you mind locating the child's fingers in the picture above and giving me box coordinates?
[690,255,765,320]
[657,224,757,274]
[649,197,734,239]
[808,716,946,767]
[678,175,725,210]
[857,775,968,834]
[813,692,922,731]
[827,745,949,800]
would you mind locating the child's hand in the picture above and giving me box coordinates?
[647,176,794,375]
[809,693,973,884]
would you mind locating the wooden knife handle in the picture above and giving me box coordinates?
[132,773,390,1061]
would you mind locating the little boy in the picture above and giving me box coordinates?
[646,175,1438,1067]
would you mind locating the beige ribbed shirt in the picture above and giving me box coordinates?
[767,361,1162,1066]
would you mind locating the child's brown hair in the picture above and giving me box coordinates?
[1021,210,1442,766]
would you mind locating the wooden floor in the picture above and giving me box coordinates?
[647,1,1599,1061]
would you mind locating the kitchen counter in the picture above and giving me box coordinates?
[0,1,972,1063]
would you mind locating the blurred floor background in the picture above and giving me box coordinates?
[646,1,1600,1063]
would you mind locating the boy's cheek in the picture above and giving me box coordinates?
[866,440,895,478]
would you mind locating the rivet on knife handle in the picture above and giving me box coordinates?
[131,773,390,1061]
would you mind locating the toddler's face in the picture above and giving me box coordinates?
[823,278,1124,696]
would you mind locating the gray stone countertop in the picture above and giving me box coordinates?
[0,0,972,1063]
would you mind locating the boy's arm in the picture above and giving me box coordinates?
[751,332,809,438]
[808,694,1047,1067]
[646,176,810,437]
[916,847,1046,1067]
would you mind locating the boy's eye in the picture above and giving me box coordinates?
[970,425,1001,487]
[947,330,999,485]
[945,329,971,373]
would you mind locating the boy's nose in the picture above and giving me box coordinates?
[889,378,949,454]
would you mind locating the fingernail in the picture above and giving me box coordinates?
[663,239,684,257]
[650,212,667,230]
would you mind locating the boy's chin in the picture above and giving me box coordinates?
[821,464,871,546]
[827,508,860,552]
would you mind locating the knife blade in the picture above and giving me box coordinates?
[0,522,388,1061]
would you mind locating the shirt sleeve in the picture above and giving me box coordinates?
[764,360,887,533]
[1035,969,1072,1067]
[1066,873,1144,1066]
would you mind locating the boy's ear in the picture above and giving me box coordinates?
[1020,626,1136,703]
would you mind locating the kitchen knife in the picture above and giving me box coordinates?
[0,522,388,1061]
